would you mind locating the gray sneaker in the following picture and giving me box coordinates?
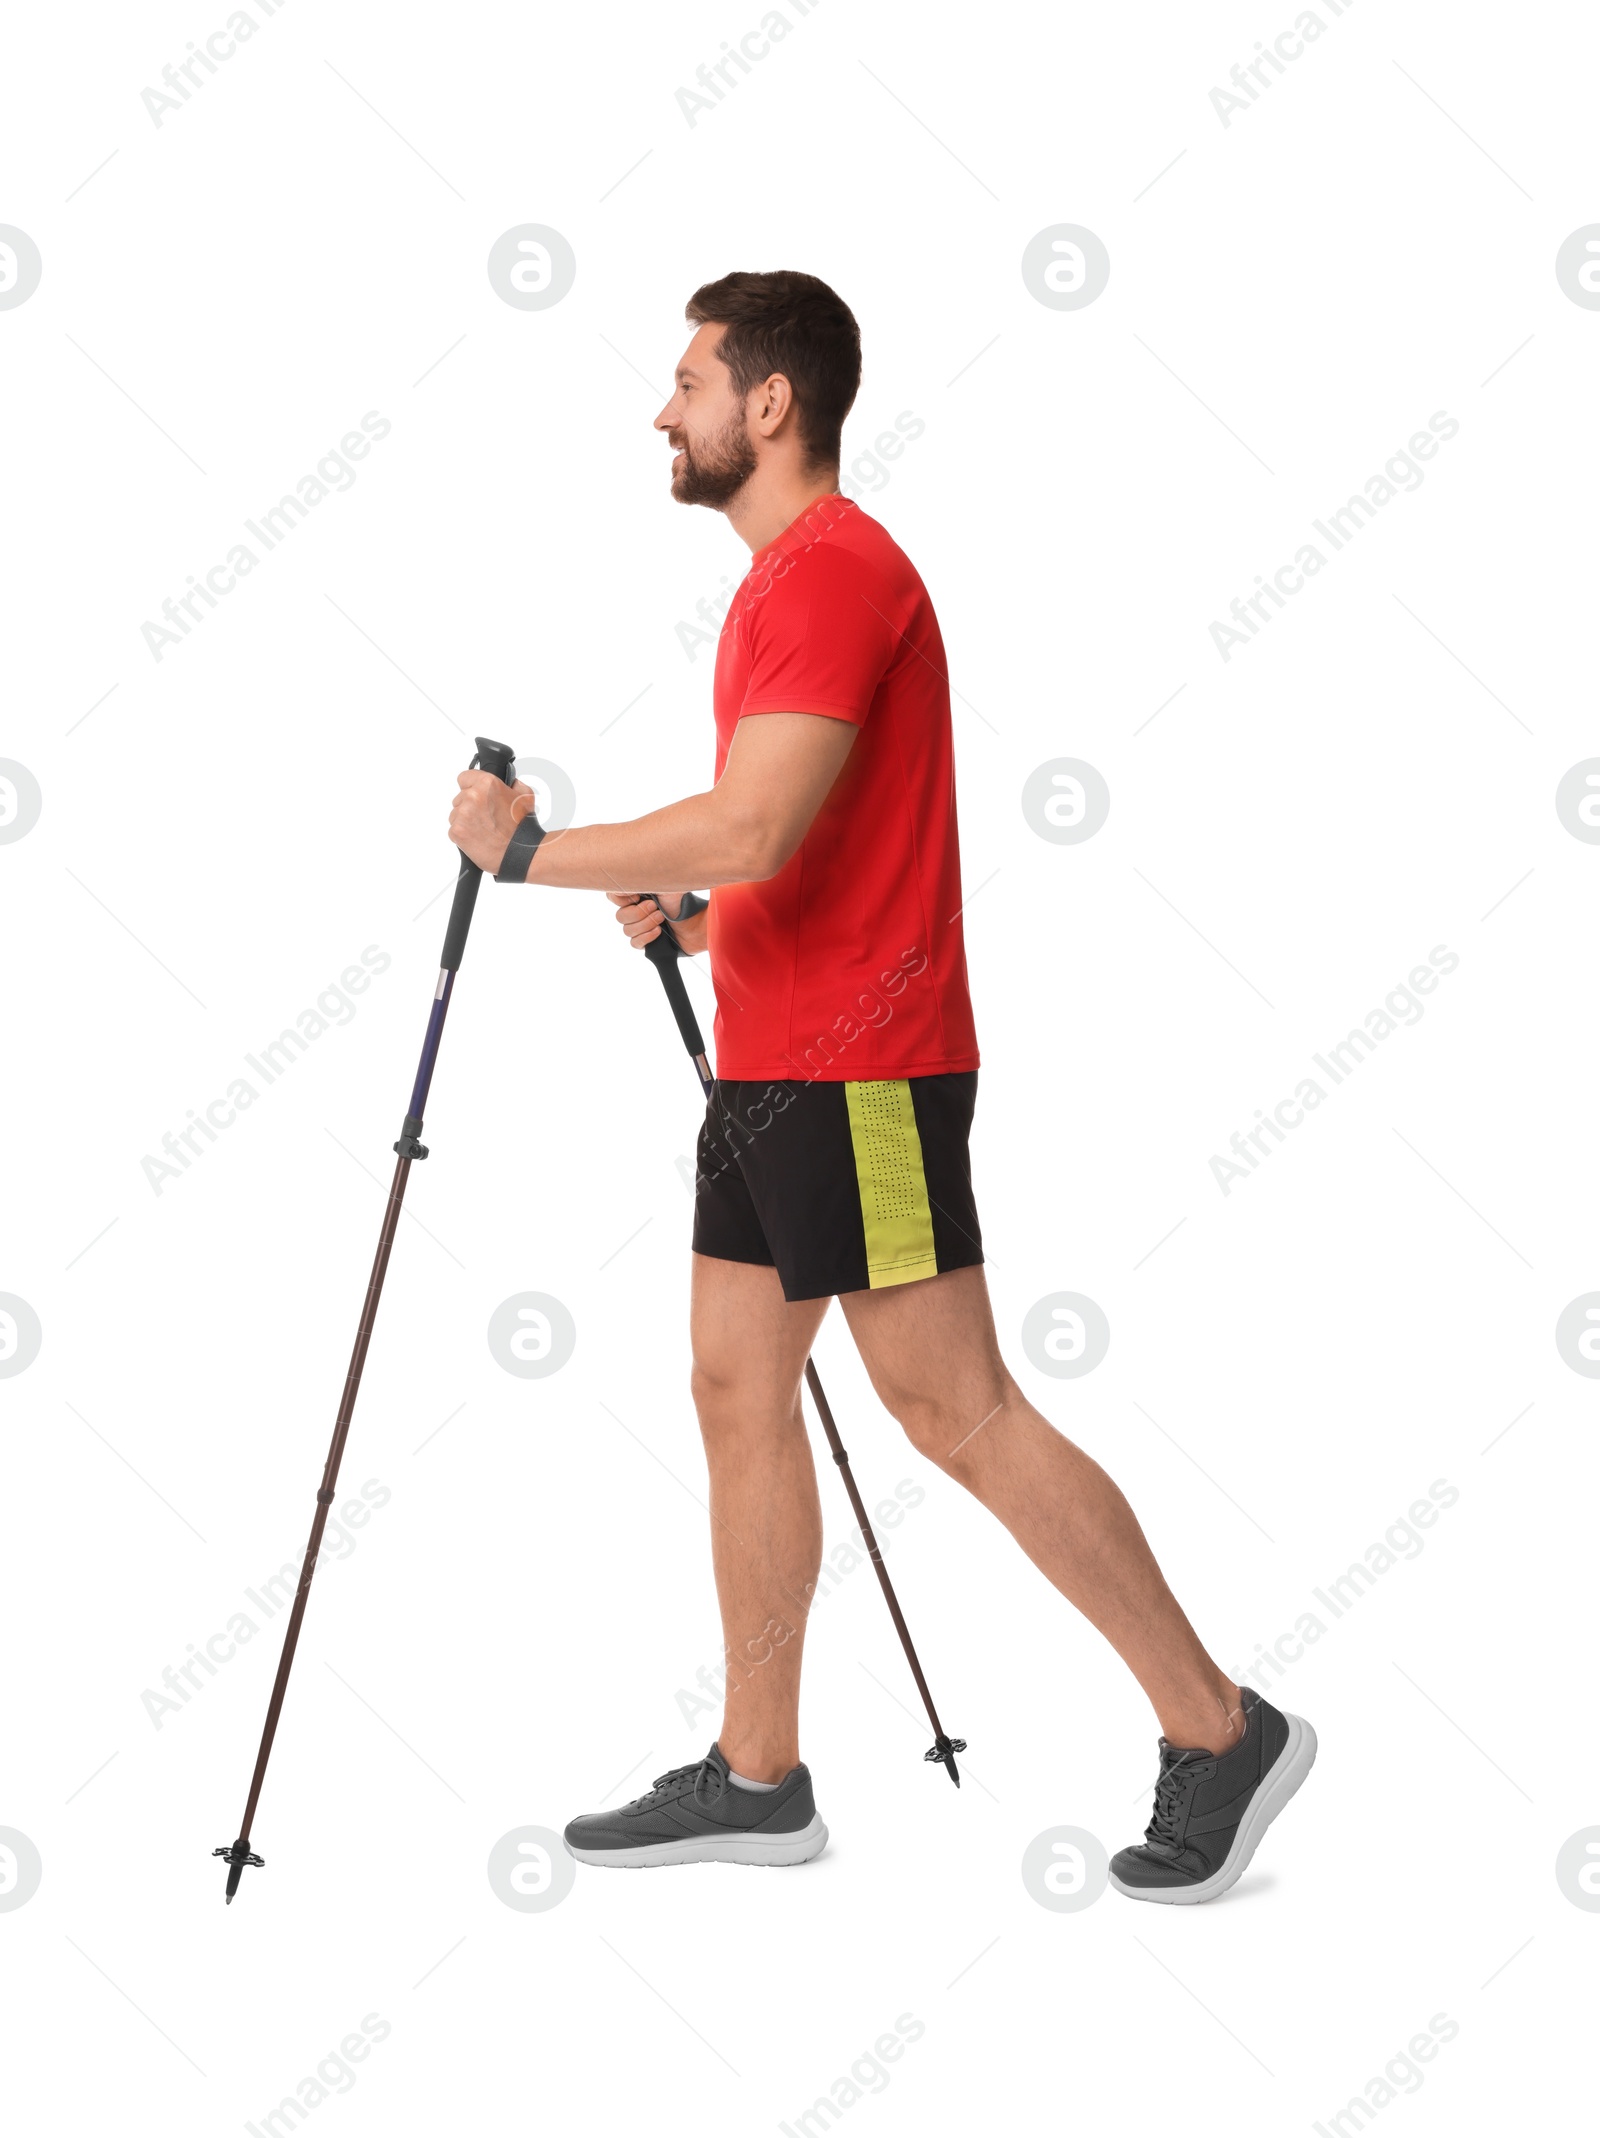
[564,1743,828,1868]
[1110,1686,1317,1905]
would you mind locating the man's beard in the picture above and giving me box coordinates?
[670,411,758,509]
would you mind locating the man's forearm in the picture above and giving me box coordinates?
[523,788,773,895]
[448,709,857,888]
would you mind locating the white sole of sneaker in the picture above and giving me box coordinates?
[564,1811,829,1869]
[1109,1711,1318,1906]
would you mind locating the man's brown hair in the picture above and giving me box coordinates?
[685,270,861,472]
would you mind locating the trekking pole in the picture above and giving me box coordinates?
[213,736,520,1901]
[640,910,966,1786]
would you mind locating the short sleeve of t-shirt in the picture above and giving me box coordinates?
[738,547,897,728]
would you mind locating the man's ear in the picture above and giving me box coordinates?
[753,372,796,440]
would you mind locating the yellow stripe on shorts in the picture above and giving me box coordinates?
[844,1079,939,1289]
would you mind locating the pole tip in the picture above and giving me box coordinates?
[214,1839,264,1901]
[925,1735,967,1787]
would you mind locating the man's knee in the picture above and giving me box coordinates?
[690,1357,738,1433]
[690,1357,799,1442]
[877,1374,1008,1465]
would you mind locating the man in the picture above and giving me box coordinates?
[448,270,1316,1902]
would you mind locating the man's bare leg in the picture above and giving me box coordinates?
[690,1252,829,1782]
[840,1265,1244,1756]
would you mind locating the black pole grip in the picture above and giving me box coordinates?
[644,923,707,1059]
[439,737,517,971]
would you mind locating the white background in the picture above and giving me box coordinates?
[3,1,1596,2130]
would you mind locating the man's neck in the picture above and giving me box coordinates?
[724,467,841,554]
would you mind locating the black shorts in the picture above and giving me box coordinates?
[692,1072,984,1303]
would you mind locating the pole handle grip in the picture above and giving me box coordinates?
[642,907,708,1060]
[439,737,517,971]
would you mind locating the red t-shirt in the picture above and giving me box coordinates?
[706,494,979,1083]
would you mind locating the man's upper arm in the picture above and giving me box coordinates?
[716,712,858,878]
[739,547,895,726]
[716,546,892,876]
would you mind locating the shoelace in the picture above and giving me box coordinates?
[1145,1755,1199,1849]
[628,1760,725,1811]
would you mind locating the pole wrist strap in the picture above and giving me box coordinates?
[495,812,546,884]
